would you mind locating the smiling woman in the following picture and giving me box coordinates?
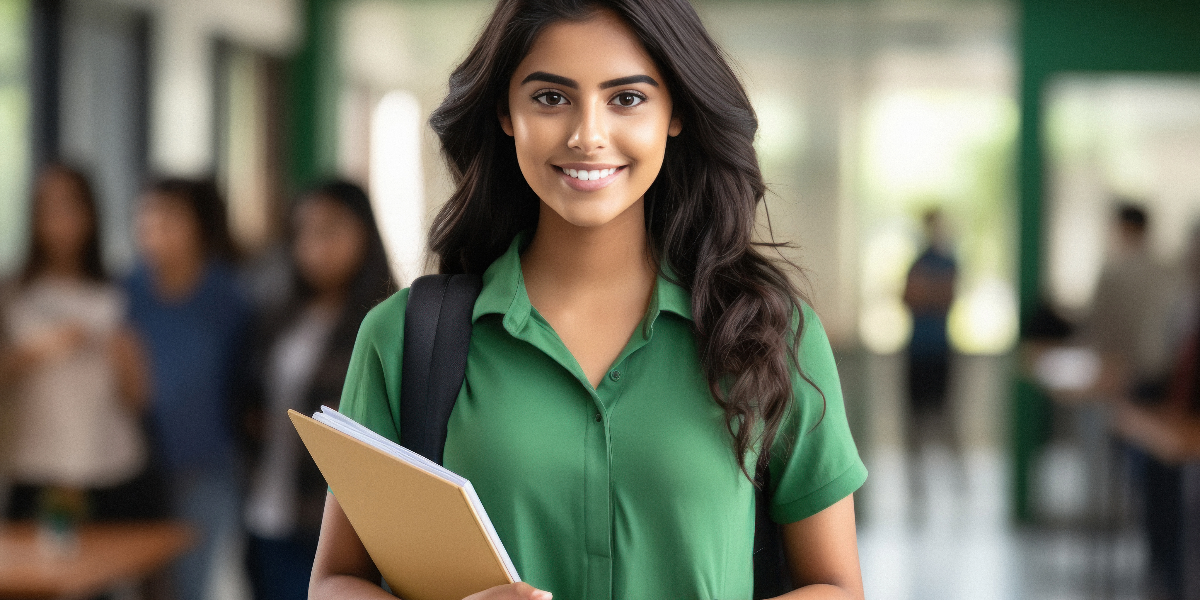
[498,14,681,234]
[309,2,867,600]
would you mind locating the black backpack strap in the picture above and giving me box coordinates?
[400,273,483,465]
[752,468,794,599]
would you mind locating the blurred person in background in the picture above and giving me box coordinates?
[238,181,393,600]
[1084,203,1178,599]
[1083,203,1175,400]
[0,163,150,522]
[1129,222,1200,600]
[902,208,959,513]
[127,178,250,600]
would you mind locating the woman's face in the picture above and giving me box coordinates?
[293,196,368,297]
[135,193,204,271]
[501,10,682,230]
[34,170,93,264]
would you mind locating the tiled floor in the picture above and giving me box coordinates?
[858,447,1148,600]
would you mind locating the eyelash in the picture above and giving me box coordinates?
[532,90,569,106]
[610,91,647,107]
[530,89,648,108]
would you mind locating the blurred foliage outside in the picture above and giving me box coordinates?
[857,89,1018,355]
[0,0,29,278]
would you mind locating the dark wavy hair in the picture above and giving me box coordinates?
[428,0,816,480]
[21,163,107,285]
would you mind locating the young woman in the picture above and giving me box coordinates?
[311,1,867,599]
[126,178,250,600]
[240,181,394,600]
[1,163,148,519]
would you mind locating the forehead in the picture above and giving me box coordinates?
[141,192,194,220]
[39,171,82,197]
[513,10,662,84]
[297,195,358,223]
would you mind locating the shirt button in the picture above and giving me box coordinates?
[594,412,603,423]
[609,370,622,381]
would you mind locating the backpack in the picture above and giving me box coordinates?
[400,274,793,599]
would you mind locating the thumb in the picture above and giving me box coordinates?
[512,582,552,600]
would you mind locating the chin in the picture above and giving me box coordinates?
[555,209,626,230]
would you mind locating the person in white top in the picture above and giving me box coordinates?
[0,163,150,520]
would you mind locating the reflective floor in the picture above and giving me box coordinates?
[859,447,1148,600]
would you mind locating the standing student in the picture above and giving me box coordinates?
[901,208,959,514]
[126,178,250,600]
[1,163,148,520]
[240,181,394,600]
[310,1,867,599]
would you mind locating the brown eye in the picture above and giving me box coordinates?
[611,92,645,107]
[534,92,568,106]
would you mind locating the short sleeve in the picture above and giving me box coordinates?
[767,303,867,523]
[337,288,409,445]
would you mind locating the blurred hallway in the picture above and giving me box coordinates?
[860,445,1147,600]
[4,1,1200,599]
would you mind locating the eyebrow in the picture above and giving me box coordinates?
[599,75,659,89]
[521,72,578,88]
[519,71,660,89]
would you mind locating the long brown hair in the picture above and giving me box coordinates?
[428,0,818,480]
[21,163,107,285]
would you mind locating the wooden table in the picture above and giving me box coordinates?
[0,521,194,600]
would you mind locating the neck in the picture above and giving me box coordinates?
[40,254,86,279]
[153,255,206,301]
[309,288,347,313]
[521,199,655,295]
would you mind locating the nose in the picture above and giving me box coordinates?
[568,100,607,153]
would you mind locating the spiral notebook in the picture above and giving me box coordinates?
[289,406,519,600]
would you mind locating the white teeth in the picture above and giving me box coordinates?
[562,167,618,181]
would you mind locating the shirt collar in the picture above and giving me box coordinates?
[472,233,533,328]
[471,233,695,332]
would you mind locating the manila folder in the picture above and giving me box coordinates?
[289,410,515,600]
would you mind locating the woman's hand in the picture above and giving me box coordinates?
[0,324,87,383]
[110,327,150,412]
[311,493,552,600]
[464,583,551,600]
[28,323,89,363]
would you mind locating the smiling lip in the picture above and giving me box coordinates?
[556,164,626,192]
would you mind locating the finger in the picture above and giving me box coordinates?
[511,583,551,600]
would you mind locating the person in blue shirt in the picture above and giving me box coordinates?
[902,208,959,515]
[126,178,250,600]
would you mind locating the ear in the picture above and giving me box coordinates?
[668,115,682,137]
[498,104,514,137]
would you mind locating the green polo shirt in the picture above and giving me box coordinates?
[339,236,866,600]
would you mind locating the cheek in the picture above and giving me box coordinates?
[293,237,323,279]
[138,214,195,261]
[511,115,562,167]
[626,111,672,160]
[297,232,364,288]
[330,239,366,280]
